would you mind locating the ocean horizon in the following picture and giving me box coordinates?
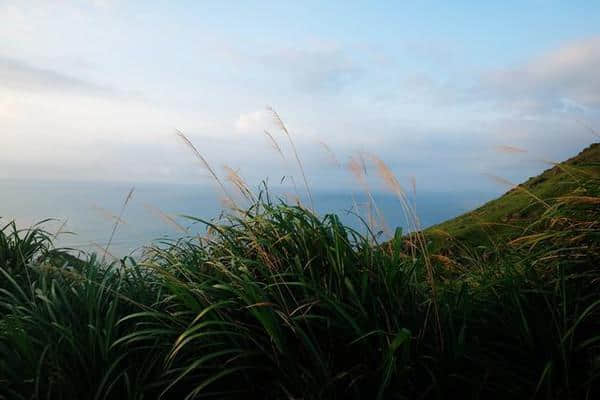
[2,178,500,258]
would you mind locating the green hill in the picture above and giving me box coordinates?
[428,143,600,252]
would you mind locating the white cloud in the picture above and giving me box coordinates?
[234,110,271,133]
[476,36,600,113]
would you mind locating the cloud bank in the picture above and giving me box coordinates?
[476,37,600,113]
[0,1,598,194]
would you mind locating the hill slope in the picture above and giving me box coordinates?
[428,143,600,251]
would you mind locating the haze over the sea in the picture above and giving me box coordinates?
[1,1,599,253]
[2,179,497,257]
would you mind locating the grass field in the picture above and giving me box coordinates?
[1,143,599,399]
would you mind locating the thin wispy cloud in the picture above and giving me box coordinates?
[476,36,600,113]
[260,45,363,94]
[0,56,114,96]
[0,1,597,192]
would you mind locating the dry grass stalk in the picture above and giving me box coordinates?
[318,141,341,167]
[264,130,285,160]
[264,129,302,202]
[368,155,419,234]
[52,218,69,240]
[91,241,118,261]
[143,204,188,233]
[410,176,417,197]
[484,173,550,208]
[223,165,256,203]
[409,176,420,230]
[558,195,600,205]
[284,192,302,206]
[574,117,600,139]
[288,176,302,204]
[508,233,550,246]
[219,195,237,211]
[346,155,388,236]
[347,156,367,187]
[175,129,235,207]
[267,107,314,210]
[495,145,528,154]
[431,254,456,270]
[92,205,127,225]
[540,158,599,180]
[537,159,584,182]
[104,186,135,262]
[368,154,443,349]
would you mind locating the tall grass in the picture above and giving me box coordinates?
[1,180,598,398]
[103,187,135,262]
[267,107,314,210]
[1,126,598,398]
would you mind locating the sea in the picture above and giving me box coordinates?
[1,179,499,258]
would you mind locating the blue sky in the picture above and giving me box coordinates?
[1,0,599,193]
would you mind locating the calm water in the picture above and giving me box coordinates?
[1,180,498,258]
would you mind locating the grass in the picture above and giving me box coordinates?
[429,142,600,250]
[1,140,599,399]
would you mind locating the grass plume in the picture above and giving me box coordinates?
[267,106,314,210]
[143,203,189,233]
[103,186,134,261]
[175,129,235,207]
[496,145,528,153]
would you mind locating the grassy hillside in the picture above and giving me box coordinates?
[429,143,600,251]
[1,144,599,399]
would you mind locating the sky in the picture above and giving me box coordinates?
[1,0,599,193]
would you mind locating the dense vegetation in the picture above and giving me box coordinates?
[1,144,599,399]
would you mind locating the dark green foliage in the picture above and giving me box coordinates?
[0,220,55,285]
[1,145,599,399]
